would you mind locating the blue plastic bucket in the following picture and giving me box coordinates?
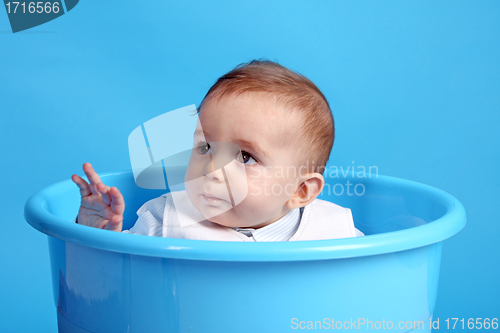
[24,172,466,333]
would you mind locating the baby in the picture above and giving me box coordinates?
[71,60,363,241]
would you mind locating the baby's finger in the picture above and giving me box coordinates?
[82,163,102,195]
[105,214,123,232]
[71,174,92,197]
[109,187,125,216]
[96,182,112,205]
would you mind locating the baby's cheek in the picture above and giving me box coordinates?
[247,178,263,197]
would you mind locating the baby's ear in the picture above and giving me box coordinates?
[286,173,325,209]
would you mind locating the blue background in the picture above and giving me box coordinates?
[1,1,498,331]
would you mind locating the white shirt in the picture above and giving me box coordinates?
[231,208,302,242]
[123,192,364,241]
[122,195,302,241]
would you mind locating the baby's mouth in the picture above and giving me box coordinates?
[200,183,232,206]
[201,191,228,204]
[202,194,223,202]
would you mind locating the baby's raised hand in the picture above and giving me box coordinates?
[71,163,125,232]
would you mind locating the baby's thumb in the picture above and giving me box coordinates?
[105,214,123,232]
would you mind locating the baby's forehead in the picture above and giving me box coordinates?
[245,92,305,133]
[207,91,304,124]
[203,93,307,162]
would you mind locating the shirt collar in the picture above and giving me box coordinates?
[232,208,302,242]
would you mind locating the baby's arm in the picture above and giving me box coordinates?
[71,163,125,232]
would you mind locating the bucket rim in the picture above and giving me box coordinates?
[24,171,466,261]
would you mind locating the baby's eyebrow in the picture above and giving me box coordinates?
[193,129,267,158]
[234,139,268,159]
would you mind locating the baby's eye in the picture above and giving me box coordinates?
[237,151,257,165]
[197,142,211,155]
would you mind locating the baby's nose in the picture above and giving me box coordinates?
[203,162,224,182]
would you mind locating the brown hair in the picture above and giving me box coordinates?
[198,60,334,174]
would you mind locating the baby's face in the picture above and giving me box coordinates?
[184,93,305,229]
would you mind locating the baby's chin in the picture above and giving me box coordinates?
[186,190,252,228]
[204,210,249,229]
[205,214,238,228]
